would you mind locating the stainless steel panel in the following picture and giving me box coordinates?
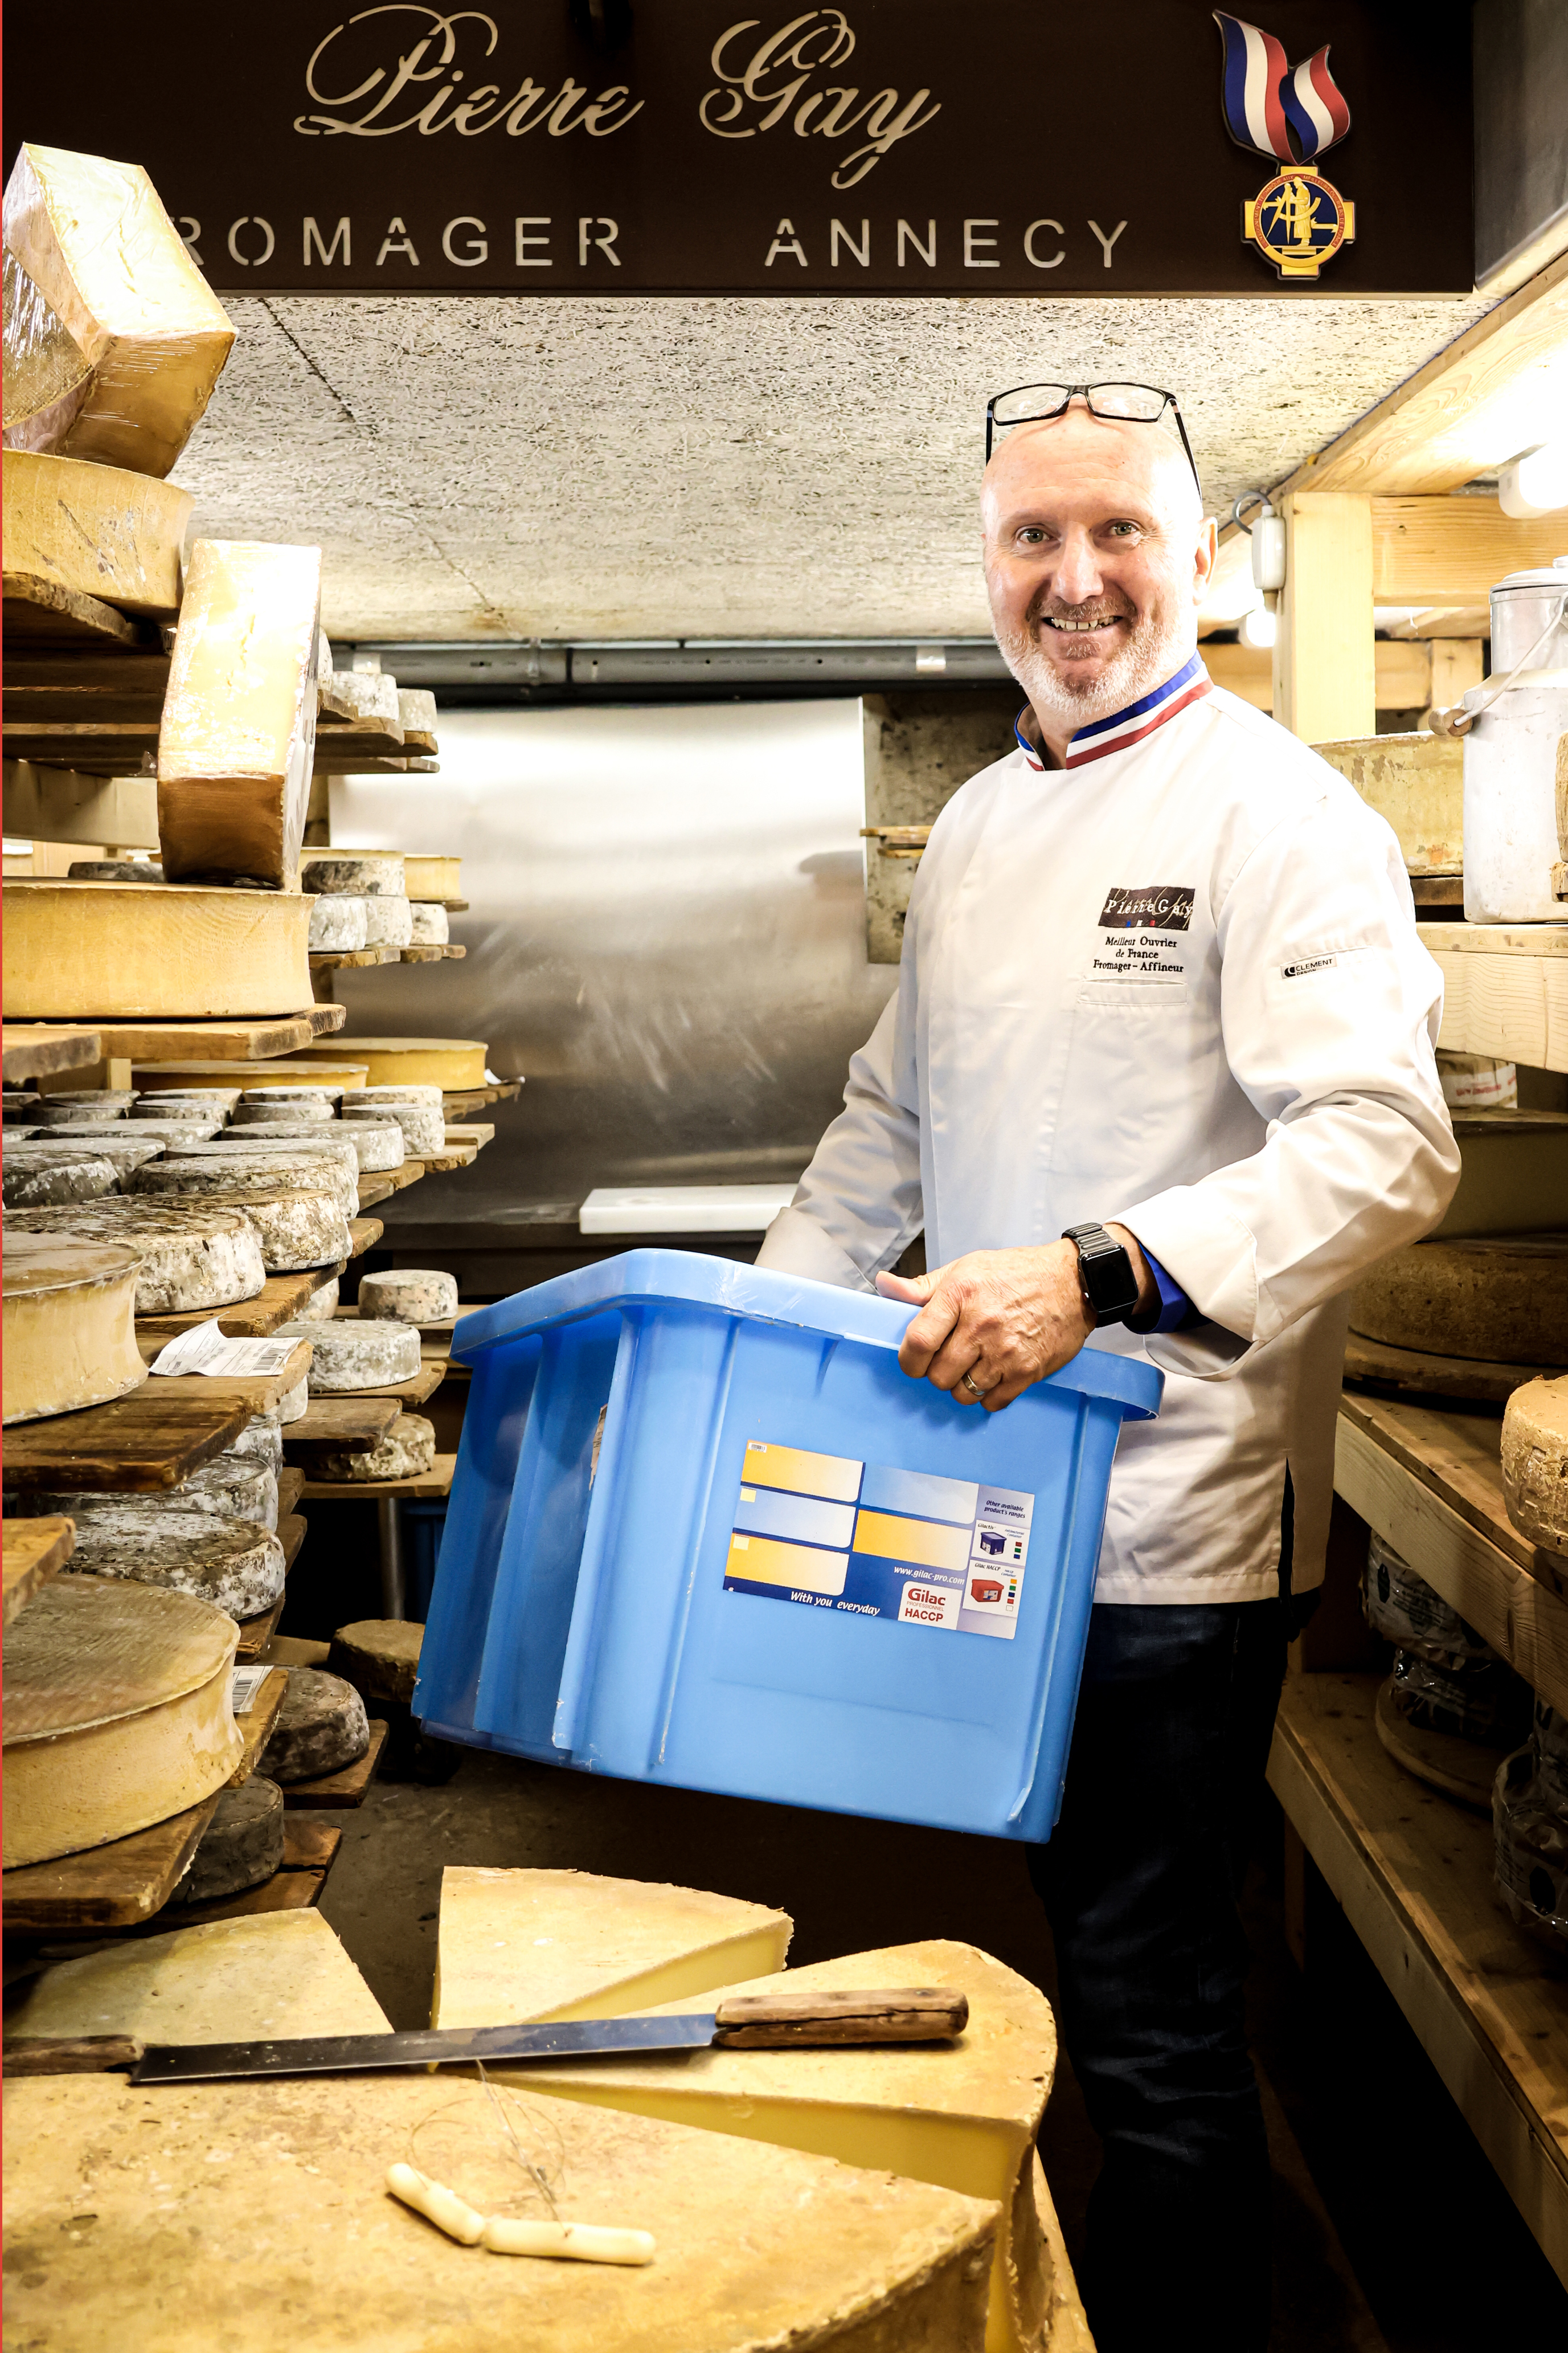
[330,701,894,1231]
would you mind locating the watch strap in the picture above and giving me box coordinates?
[1062,1222,1141,1328]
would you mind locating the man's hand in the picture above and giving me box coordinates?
[875,1227,1153,1411]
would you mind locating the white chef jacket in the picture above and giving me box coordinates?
[756,661,1460,1604]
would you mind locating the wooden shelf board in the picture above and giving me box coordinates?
[2,1388,253,1495]
[309,949,398,972]
[445,1123,493,1148]
[136,1267,346,1347]
[346,1361,447,1407]
[2,578,158,652]
[127,1349,315,1420]
[283,1395,402,1453]
[277,1466,305,1520]
[1373,1673,1507,1813]
[67,1017,319,1064]
[281,1717,389,1809]
[357,1175,396,1210]
[298,1451,456,1502]
[1270,1667,1568,2291]
[1340,1390,1561,1590]
[1420,926,1568,1074]
[307,1005,346,1036]
[2,1026,104,1083]
[2,1516,74,1624]
[1345,1331,1549,1404]
[1335,1398,1568,1710]
[421,1144,478,1173]
[347,1217,383,1259]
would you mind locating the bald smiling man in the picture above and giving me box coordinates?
[759,388,1459,2349]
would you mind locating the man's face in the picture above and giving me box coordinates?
[981,406,1214,732]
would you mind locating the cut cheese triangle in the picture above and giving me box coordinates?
[433,1865,792,2027]
[500,1937,1056,2353]
[4,2073,998,2352]
[5,1910,390,2046]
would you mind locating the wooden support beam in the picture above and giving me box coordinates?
[1274,493,1376,743]
[1371,497,1568,606]
[1206,639,1432,713]
[2,763,159,852]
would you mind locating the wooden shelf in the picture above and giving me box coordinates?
[76,1015,321,1064]
[1345,1330,1550,1404]
[136,1268,346,1348]
[281,1716,389,1809]
[126,1818,343,1933]
[1419,921,1568,1075]
[2,1025,104,1083]
[1270,1668,1568,2292]
[283,1395,402,1454]
[1,578,159,652]
[3,1387,253,1496]
[298,1451,456,1502]
[1335,1391,1568,1711]
[347,1216,383,1258]
[2,1517,73,1624]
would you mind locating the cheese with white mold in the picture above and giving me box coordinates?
[359,894,413,949]
[407,901,450,944]
[300,851,404,898]
[134,1145,359,1219]
[157,541,322,890]
[56,1510,285,1618]
[2,449,190,615]
[15,1451,276,1536]
[258,1668,369,1781]
[2,1154,120,1209]
[2,1573,240,1867]
[3,1199,265,1314]
[511,1938,1056,2353]
[329,1118,404,1172]
[158,1186,348,1274]
[341,1100,443,1157]
[278,1374,309,1423]
[296,1275,341,1322]
[1502,1376,1568,1558]
[307,895,369,951]
[358,1268,457,1323]
[6,1908,390,2043]
[2,142,235,477]
[316,1411,436,1483]
[2,1233,145,1423]
[274,1316,420,1391]
[6,1135,166,1179]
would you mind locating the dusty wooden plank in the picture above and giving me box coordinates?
[282,1395,402,1453]
[1,1026,103,1083]
[421,1143,477,1172]
[280,1717,389,1809]
[1269,1668,1568,2289]
[1426,945,1568,1075]
[0,1798,219,1933]
[345,1362,447,1408]
[1338,1392,1562,1590]
[1335,1412,1568,1711]
[135,1268,346,1348]
[298,1451,457,1503]
[1345,1331,1547,1405]
[2,575,157,650]
[347,1217,383,1259]
[357,1174,397,1210]
[2,1516,73,1624]
[444,1123,494,1147]
[69,1017,318,1064]
[128,1349,315,1418]
[1,1392,251,1494]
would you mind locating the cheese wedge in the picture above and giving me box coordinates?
[504,1938,1055,2353]
[3,2074,998,2352]
[3,880,313,1020]
[3,142,235,477]
[5,1910,390,2047]
[158,542,322,888]
[2,248,93,455]
[3,449,190,618]
[433,1866,793,2028]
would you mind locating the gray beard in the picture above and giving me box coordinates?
[997,608,1190,733]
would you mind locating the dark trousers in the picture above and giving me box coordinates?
[1028,1594,1289,2353]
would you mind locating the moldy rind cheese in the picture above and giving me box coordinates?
[1,1232,145,1424]
[5,1199,265,1314]
[3,142,235,477]
[1350,1237,1568,1367]
[1502,1376,1568,1559]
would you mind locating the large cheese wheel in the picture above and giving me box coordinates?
[26,1098,130,1127]
[2,881,313,1020]
[1502,1377,1568,1558]
[2,2074,996,2351]
[1434,1113,1568,1239]
[515,1938,1055,2353]
[275,1316,420,1392]
[2,1233,145,1424]
[5,1200,265,1313]
[56,1510,285,1618]
[340,1100,443,1157]
[128,1100,226,1124]
[300,851,404,897]
[360,896,413,949]
[257,1668,369,1782]
[134,1187,347,1274]
[2,1574,240,1867]
[2,142,235,477]
[6,1135,166,1179]
[435,1868,793,2031]
[4,1909,391,2045]
[231,1095,331,1126]
[1,448,190,614]
[167,1776,284,1905]
[359,1268,457,1323]
[2,1154,120,1209]
[316,1410,436,1483]
[307,895,368,951]
[24,1449,280,1532]
[295,1036,486,1090]
[407,901,449,944]
[1349,1238,1568,1367]
[133,1148,358,1220]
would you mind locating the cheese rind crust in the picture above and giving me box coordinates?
[1501,1376,1568,1558]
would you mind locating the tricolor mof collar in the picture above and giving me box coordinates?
[1014,652,1211,773]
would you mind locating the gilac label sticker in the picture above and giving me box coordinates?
[723,1440,1034,1639]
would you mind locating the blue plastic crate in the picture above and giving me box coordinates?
[416,1251,1161,1841]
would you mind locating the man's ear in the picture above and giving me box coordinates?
[1191,514,1219,604]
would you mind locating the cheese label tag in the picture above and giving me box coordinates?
[230,1664,272,1713]
[724,1441,1033,1639]
[151,1320,300,1378]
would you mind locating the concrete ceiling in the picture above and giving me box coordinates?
[171,291,1497,643]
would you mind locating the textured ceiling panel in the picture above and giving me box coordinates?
[170,292,1497,642]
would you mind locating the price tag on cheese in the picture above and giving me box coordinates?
[230,1665,272,1714]
[150,1320,301,1379]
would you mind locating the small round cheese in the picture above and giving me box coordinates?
[259,1668,370,1782]
[3,1155,119,1208]
[24,1099,130,1127]
[301,853,404,898]
[329,1117,403,1172]
[112,1116,224,1140]
[6,1134,165,1178]
[150,1089,243,1112]
[127,1098,224,1123]
[273,1316,421,1392]
[3,1199,266,1314]
[1501,1376,1568,1559]
[407,902,449,945]
[278,1375,309,1424]
[296,1274,341,1322]
[232,1096,332,1125]
[340,1101,443,1157]
[317,1411,437,1483]
[340,1085,443,1109]
[308,895,369,951]
[241,1084,343,1107]
[169,1776,284,1905]
[359,1268,457,1323]
[361,896,414,949]
[329,1619,423,1706]
[61,1511,286,1619]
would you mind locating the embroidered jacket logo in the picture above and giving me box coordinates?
[1098,885,1195,932]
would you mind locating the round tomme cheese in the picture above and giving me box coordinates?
[232,1414,284,1472]
[1501,1377,1568,1559]
[169,1776,284,1905]
[121,1184,348,1274]
[259,1669,370,1782]
[2,1574,241,1869]
[297,1038,485,1090]
[133,1148,358,1220]
[273,1316,420,1392]
[2,1234,145,1424]
[340,1084,443,1110]
[241,1083,344,1107]
[65,860,164,883]
[278,1375,309,1424]
[231,1096,332,1125]
[407,902,449,945]
[26,1098,131,1126]
[113,1115,224,1139]
[21,1448,279,1531]
[3,1155,120,1208]
[59,1511,286,1618]
[329,1619,422,1706]
[301,852,404,898]
[340,1101,443,1157]
[1350,1238,1568,1367]
[317,1411,436,1484]
[358,1268,457,1324]
[296,1274,340,1322]
[307,895,369,951]
[151,1089,243,1112]
[361,896,413,949]
[328,1118,403,1172]
[8,1134,167,1178]
[3,1199,266,1314]
[128,1099,224,1124]
[39,1092,138,1110]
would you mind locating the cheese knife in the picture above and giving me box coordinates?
[5,1987,969,2085]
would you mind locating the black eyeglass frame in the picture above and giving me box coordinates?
[984,382,1202,499]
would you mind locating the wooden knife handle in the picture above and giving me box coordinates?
[713,1988,968,2046]
[4,2035,145,2077]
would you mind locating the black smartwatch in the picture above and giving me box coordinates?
[1062,1223,1141,1328]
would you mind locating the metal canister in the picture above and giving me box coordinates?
[1461,557,1568,922]
[1489,555,1568,674]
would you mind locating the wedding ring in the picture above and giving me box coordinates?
[959,1369,991,1398]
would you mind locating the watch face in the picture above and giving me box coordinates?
[1072,1229,1140,1321]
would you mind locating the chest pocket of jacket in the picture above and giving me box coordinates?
[1049,977,1198,1188]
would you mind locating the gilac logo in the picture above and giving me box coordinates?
[1213,11,1354,281]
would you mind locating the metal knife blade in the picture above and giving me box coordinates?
[130,2011,720,2086]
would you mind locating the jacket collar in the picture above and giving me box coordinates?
[1014,651,1211,773]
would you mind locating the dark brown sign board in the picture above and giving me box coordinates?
[3,1,1472,296]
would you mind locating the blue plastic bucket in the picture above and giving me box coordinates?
[416,1251,1161,1841]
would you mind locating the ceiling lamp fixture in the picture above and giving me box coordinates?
[1499,439,1568,520]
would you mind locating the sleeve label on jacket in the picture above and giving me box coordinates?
[726,1439,1033,1639]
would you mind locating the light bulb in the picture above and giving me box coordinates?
[1499,439,1568,519]
[1238,605,1276,651]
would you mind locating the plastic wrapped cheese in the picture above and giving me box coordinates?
[1,247,93,454]
[2,142,235,477]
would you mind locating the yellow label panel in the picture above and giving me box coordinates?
[741,1440,863,1504]
[726,1533,848,1595]
[851,1510,971,1574]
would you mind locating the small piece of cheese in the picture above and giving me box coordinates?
[273,1316,420,1391]
[316,1411,436,1483]
[359,1268,457,1322]
[1501,1376,1568,1559]
[2,448,191,617]
[257,1668,369,1782]
[1,1232,145,1424]
[3,142,235,477]
[158,541,322,889]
